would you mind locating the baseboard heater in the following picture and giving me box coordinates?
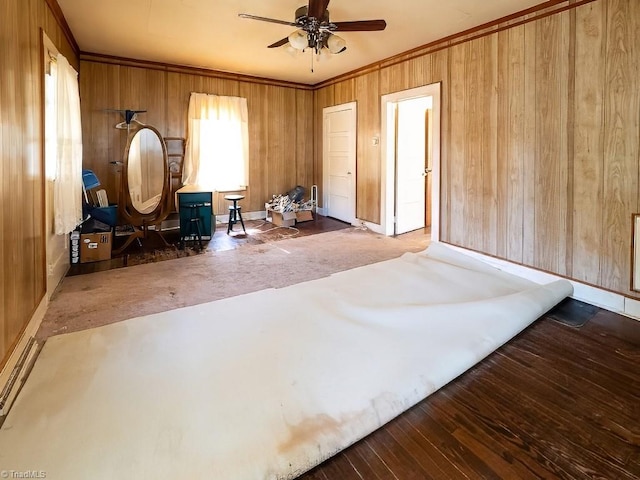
[0,337,39,418]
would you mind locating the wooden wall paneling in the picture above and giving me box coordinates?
[565,8,576,279]
[0,39,4,359]
[522,21,538,266]
[0,0,78,366]
[295,89,314,196]
[407,56,431,89]
[355,70,381,223]
[313,86,334,208]
[505,26,526,263]
[79,61,122,203]
[119,66,167,137]
[572,1,605,285]
[602,0,640,293]
[166,73,185,137]
[496,30,510,259]
[1,0,19,360]
[266,86,298,208]
[26,0,46,305]
[239,82,269,214]
[482,33,499,256]
[431,49,450,241]
[448,43,466,245]
[171,72,201,139]
[43,2,77,71]
[534,12,570,275]
[199,77,240,98]
[333,78,355,106]
[380,63,409,96]
[462,39,484,251]
[13,0,29,352]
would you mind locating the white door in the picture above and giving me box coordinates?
[395,97,431,234]
[323,103,356,224]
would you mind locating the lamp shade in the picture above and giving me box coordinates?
[327,34,347,54]
[288,30,308,50]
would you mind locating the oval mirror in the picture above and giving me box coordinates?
[127,126,166,214]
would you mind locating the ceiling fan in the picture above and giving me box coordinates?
[238,0,387,58]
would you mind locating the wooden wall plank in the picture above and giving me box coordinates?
[522,21,537,267]
[462,39,484,251]
[1,0,20,359]
[602,0,640,293]
[334,78,355,106]
[408,56,431,89]
[431,49,449,241]
[295,89,315,196]
[448,44,466,246]
[482,34,499,255]
[506,26,526,263]
[380,63,409,96]
[266,86,298,199]
[313,85,334,208]
[79,61,121,203]
[533,12,570,275]
[355,71,381,223]
[239,82,269,214]
[573,1,606,285]
[496,30,510,259]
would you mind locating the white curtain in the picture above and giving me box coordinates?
[54,54,83,235]
[182,93,249,191]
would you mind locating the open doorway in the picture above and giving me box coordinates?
[380,83,441,240]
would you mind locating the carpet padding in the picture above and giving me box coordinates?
[0,243,572,479]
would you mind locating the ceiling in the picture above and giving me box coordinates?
[57,0,546,85]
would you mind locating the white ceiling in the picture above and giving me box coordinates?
[57,0,544,85]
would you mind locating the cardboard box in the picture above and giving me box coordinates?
[295,210,313,223]
[269,210,296,227]
[80,231,112,263]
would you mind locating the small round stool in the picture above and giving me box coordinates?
[179,202,204,250]
[225,194,246,234]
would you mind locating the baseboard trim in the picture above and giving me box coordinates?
[0,297,46,417]
[441,243,639,321]
[214,210,267,224]
[358,219,384,234]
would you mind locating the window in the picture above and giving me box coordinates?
[45,50,83,235]
[182,93,249,192]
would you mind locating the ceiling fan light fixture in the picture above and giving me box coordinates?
[327,33,347,54]
[316,47,332,62]
[288,29,308,50]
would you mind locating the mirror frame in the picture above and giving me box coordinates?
[115,124,173,254]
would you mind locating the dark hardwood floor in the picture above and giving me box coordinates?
[298,303,640,479]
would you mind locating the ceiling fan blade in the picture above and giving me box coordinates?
[333,20,387,31]
[268,37,290,48]
[238,13,296,27]
[308,0,330,19]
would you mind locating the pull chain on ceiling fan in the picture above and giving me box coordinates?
[239,0,386,68]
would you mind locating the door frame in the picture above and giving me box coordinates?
[322,102,357,225]
[380,83,441,240]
